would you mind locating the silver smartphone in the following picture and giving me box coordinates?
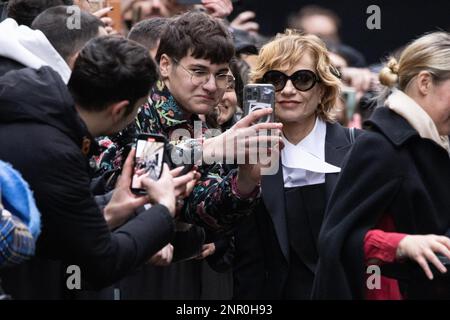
[243,84,275,124]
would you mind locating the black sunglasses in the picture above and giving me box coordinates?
[262,69,321,92]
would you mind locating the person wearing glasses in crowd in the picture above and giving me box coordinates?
[232,29,362,299]
[95,11,282,299]
[97,10,281,233]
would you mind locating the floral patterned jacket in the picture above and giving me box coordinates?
[94,81,260,233]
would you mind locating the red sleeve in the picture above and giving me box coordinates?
[364,214,407,265]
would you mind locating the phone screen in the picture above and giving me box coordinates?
[132,137,165,191]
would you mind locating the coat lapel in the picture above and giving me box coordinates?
[262,123,356,263]
[261,161,289,261]
[324,123,355,200]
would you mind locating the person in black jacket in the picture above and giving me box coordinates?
[0,36,196,299]
[313,31,450,300]
[232,30,362,300]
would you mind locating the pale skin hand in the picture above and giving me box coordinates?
[230,11,259,34]
[140,163,177,216]
[396,234,450,280]
[340,67,378,101]
[195,243,216,260]
[202,108,283,195]
[93,7,117,34]
[200,0,233,18]
[104,148,151,229]
[233,108,283,194]
[148,243,174,266]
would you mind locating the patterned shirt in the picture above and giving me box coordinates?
[95,81,260,233]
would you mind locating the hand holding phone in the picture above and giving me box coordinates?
[243,84,275,124]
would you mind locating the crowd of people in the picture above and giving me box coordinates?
[0,0,449,300]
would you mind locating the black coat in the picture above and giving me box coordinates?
[233,122,361,299]
[0,67,175,299]
[312,107,450,299]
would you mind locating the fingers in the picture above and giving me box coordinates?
[415,255,434,280]
[170,166,185,177]
[230,11,259,33]
[116,148,135,187]
[184,179,198,197]
[250,121,283,132]
[196,243,215,259]
[173,170,197,189]
[424,249,447,274]
[148,244,173,266]
[100,16,114,27]
[160,163,172,178]
[129,193,150,208]
[201,0,233,18]
[93,6,113,18]
[239,22,260,33]
[234,108,274,129]
[233,10,256,24]
[436,236,450,250]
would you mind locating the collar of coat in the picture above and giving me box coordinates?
[386,89,449,152]
[365,106,450,155]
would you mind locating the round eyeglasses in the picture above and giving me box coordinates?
[262,69,321,92]
[172,58,233,90]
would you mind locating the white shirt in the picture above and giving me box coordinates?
[281,118,341,188]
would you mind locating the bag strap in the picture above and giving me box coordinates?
[348,127,356,144]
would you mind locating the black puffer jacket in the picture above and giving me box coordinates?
[0,67,175,299]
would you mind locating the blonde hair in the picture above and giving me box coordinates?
[379,32,450,90]
[250,29,342,122]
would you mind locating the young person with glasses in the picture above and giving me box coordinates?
[96,11,282,234]
[232,29,363,299]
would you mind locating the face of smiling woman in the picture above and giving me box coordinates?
[273,52,323,126]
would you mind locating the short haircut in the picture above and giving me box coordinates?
[7,0,73,26]
[155,10,234,65]
[251,29,342,122]
[128,17,170,50]
[32,5,103,63]
[68,36,158,115]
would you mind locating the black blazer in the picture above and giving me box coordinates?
[233,122,361,299]
[313,107,450,299]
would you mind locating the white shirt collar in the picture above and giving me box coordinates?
[281,118,340,173]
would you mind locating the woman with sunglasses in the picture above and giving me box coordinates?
[313,32,450,300]
[232,30,362,299]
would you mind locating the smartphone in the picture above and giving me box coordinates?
[342,86,357,120]
[243,84,275,123]
[131,134,168,195]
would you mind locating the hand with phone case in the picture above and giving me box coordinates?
[243,84,275,123]
[104,148,174,227]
